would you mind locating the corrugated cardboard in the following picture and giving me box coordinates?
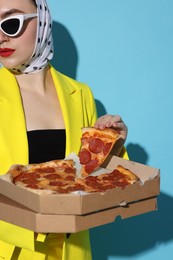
[0,194,157,233]
[0,155,160,215]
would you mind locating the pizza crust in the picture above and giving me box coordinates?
[81,127,120,140]
[116,165,140,183]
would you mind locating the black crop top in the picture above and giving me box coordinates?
[27,129,66,164]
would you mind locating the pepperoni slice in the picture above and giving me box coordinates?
[103,142,112,156]
[21,178,39,184]
[110,170,125,179]
[101,175,112,181]
[85,176,98,182]
[65,175,75,181]
[26,184,40,189]
[49,181,67,186]
[36,167,55,173]
[74,184,85,191]
[45,173,61,179]
[79,149,91,164]
[101,184,115,190]
[64,167,76,174]
[26,172,40,179]
[14,172,36,182]
[67,184,85,192]
[85,180,101,188]
[89,138,104,153]
[14,173,27,182]
[85,159,99,173]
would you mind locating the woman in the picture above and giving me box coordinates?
[0,0,128,259]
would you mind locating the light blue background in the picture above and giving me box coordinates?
[48,1,173,259]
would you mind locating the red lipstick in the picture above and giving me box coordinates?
[0,48,15,57]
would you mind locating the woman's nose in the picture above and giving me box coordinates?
[0,30,9,44]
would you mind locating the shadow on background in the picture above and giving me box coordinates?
[95,99,107,117]
[50,20,173,260]
[126,143,149,165]
[90,192,173,259]
[51,21,78,79]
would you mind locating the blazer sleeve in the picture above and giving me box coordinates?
[81,83,98,127]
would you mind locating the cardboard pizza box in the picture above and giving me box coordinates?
[0,193,157,233]
[0,155,160,215]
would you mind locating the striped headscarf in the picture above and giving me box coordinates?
[11,0,54,74]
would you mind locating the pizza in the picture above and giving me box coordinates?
[7,159,79,194]
[76,165,140,193]
[5,127,140,194]
[7,160,139,194]
[79,127,120,177]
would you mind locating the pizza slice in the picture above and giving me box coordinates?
[8,159,77,193]
[97,165,140,188]
[76,165,140,193]
[79,127,120,177]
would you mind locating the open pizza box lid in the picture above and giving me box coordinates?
[0,154,160,215]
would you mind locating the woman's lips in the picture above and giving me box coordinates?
[0,48,15,57]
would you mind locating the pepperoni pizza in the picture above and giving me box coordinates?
[8,159,79,194]
[7,160,139,194]
[79,127,120,177]
[76,165,140,192]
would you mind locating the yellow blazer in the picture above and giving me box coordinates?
[0,65,97,259]
[0,66,128,259]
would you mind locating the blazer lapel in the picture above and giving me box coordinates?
[50,66,84,156]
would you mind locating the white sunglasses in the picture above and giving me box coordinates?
[0,13,37,37]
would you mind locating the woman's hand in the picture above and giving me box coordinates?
[94,114,128,156]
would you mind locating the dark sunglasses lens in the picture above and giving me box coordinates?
[2,18,20,35]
